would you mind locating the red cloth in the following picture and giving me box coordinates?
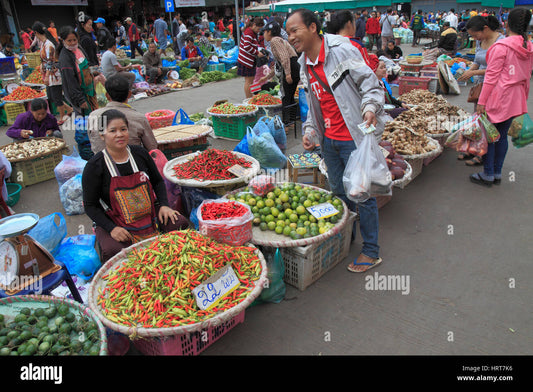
[306,39,351,141]
[366,18,381,35]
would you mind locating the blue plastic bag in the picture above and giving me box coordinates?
[267,115,287,151]
[54,235,101,279]
[172,108,195,125]
[298,87,308,123]
[233,132,251,156]
[130,69,144,83]
[162,59,177,68]
[28,212,67,255]
[248,127,287,169]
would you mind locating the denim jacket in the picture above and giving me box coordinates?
[299,34,390,147]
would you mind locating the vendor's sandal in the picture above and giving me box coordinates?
[465,156,483,166]
[469,173,493,187]
[457,153,471,160]
[347,255,382,273]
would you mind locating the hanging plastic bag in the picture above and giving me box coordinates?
[54,146,87,189]
[510,113,533,148]
[452,114,483,141]
[59,174,84,215]
[467,126,488,156]
[248,175,276,196]
[54,234,101,279]
[251,247,285,305]
[233,132,251,156]
[28,212,67,255]
[267,115,287,151]
[298,87,308,122]
[248,127,287,169]
[478,113,500,143]
[343,131,392,203]
[445,129,463,150]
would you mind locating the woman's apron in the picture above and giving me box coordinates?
[100,147,158,243]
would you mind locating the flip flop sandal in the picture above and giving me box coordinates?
[457,153,471,160]
[347,257,383,273]
[465,156,483,166]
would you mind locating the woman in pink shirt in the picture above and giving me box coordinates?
[471,8,533,187]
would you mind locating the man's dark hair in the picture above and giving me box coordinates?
[105,74,130,103]
[288,8,320,34]
[105,37,116,50]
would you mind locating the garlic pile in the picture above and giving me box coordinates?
[0,138,66,161]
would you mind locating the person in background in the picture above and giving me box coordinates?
[7,98,62,140]
[445,8,459,29]
[143,41,170,84]
[100,38,135,87]
[19,29,32,52]
[471,8,533,187]
[438,21,458,54]
[180,36,208,73]
[171,14,181,57]
[57,26,98,116]
[32,21,72,125]
[125,17,143,60]
[0,151,12,215]
[457,15,505,165]
[95,17,112,53]
[153,13,169,56]
[355,10,367,41]
[82,109,190,262]
[410,10,425,47]
[237,17,266,98]
[88,73,157,154]
[286,8,385,273]
[385,39,403,59]
[374,60,409,118]
[48,21,58,40]
[77,14,99,67]
[380,8,397,51]
[365,11,381,52]
[116,20,127,46]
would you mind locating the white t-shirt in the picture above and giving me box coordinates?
[445,13,458,29]
[101,50,119,79]
[380,14,396,36]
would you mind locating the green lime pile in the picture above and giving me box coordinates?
[0,303,102,356]
[226,183,344,240]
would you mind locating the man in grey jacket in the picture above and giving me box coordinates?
[286,8,388,273]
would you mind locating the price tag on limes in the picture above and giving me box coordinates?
[192,265,240,311]
[306,202,339,220]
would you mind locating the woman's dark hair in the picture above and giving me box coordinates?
[101,109,128,133]
[32,21,58,48]
[465,15,500,32]
[78,13,92,29]
[30,98,48,112]
[246,17,264,29]
[288,8,320,35]
[507,8,532,48]
[327,10,354,35]
[57,26,78,55]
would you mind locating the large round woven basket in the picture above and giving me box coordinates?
[0,294,108,355]
[398,136,442,161]
[224,182,351,248]
[163,150,261,189]
[206,104,258,118]
[88,235,268,339]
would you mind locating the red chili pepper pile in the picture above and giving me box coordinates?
[96,229,262,328]
[172,149,252,181]
[147,110,171,118]
[3,86,45,101]
[248,93,282,106]
[201,201,249,220]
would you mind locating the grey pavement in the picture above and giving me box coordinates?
[1,38,532,357]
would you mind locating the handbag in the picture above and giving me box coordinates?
[467,82,483,103]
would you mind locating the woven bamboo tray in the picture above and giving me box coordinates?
[87,235,268,339]
[152,124,213,145]
[163,150,261,189]
[0,294,108,355]
[224,182,351,248]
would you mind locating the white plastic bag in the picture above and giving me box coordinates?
[343,133,392,203]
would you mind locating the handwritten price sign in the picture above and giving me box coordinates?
[192,265,240,311]
[306,202,339,220]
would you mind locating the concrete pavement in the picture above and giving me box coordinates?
[1,38,532,359]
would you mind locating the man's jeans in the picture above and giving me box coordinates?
[321,136,380,259]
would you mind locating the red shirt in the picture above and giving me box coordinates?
[366,17,381,35]
[306,38,351,141]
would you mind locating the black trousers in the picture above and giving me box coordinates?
[281,56,300,124]
[130,40,144,59]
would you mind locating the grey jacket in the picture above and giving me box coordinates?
[299,34,390,147]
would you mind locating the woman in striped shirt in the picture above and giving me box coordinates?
[237,17,265,98]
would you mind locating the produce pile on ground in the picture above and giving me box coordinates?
[0,303,102,356]
[3,85,45,101]
[208,102,256,115]
[378,140,410,181]
[399,89,446,106]
[199,70,236,84]
[95,230,262,328]
[24,69,44,84]
[226,183,345,240]
[382,125,437,156]
[248,93,282,106]
[171,149,252,181]
[0,138,65,161]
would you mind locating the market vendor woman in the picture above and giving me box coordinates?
[6,98,63,140]
[82,109,191,262]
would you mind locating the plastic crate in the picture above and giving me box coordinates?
[400,63,423,74]
[206,63,225,72]
[398,76,431,96]
[25,52,41,69]
[3,103,26,125]
[420,67,439,79]
[0,57,16,75]
[9,146,68,187]
[281,211,357,291]
[211,113,258,140]
[132,310,245,355]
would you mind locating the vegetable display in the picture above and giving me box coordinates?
[3,85,45,101]
[96,230,262,328]
[0,138,66,161]
[226,183,345,240]
[171,149,252,181]
[199,71,236,84]
[208,102,256,115]
[24,69,44,85]
[248,93,282,106]
[200,200,249,220]
[381,126,437,156]
[0,303,102,356]
[179,67,197,81]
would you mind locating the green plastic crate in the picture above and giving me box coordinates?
[211,114,258,140]
[206,63,225,72]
